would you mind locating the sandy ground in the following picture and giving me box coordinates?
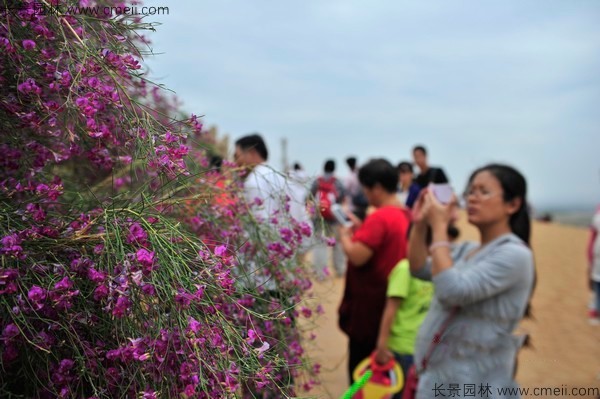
[304,214,600,398]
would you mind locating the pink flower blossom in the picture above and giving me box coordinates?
[135,248,154,268]
[2,323,20,340]
[27,285,46,310]
[141,284,155,296]
[246,329,257,345]
[187,317,201,335]
[214,245,227,257]
[112,296,130,318]
[22,40,36,50]
[128,223,148,244]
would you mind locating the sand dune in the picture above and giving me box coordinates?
[306,214,600,398]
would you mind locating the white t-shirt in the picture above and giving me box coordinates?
[344,171,360,196]
[344,170,360,211]
[242,163,311,290]
[243,163,287,222]
[287,169,312,225]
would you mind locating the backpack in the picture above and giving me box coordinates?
[316,177,338,221]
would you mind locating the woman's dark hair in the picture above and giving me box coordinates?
[235,133,268,161]
[467,163,530,245]
[358,158,398,193]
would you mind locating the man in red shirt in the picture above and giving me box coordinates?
[337,158,411,382]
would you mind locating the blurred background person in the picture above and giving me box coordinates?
[234,133,286,223]
[397,161,421,209]
[587,204,600,325]
[311,159,347,278]
[412,145,449,190]
[344,156,361,213]
[288,162,314,261]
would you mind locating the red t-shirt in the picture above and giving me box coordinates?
[338,206,410,343]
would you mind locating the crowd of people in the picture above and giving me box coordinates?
[232,133,536,398]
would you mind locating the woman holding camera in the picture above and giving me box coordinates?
[408,164,535,398]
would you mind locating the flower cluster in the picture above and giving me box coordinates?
[0,1,320,398]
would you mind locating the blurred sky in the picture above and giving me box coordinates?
[142,0,600,210]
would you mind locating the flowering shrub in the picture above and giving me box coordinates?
[0,1,319,397]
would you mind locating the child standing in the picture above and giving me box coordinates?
[374,259,433,399]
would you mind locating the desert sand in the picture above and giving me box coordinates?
[305,214,600,398]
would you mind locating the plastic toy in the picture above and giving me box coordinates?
[348,353,403,399]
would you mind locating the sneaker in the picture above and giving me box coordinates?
[588,317,600,326]
[589,309,599,319]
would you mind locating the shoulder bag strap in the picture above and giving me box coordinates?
[420,306,458,371]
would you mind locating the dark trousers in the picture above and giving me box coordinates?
[392,353,414,399]
[348,338,377,383]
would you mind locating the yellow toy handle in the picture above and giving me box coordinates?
[352,356,404,395]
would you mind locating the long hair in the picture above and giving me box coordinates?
[468,164,536,322]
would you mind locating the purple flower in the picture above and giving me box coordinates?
[50,288,80,311]
[267,242,285,253]
[127,223,147,244]
[255,341,270,356]
[1,234,24,259]
[58,358,75,373]
[194,285,204,299]
[22,40,36,50]
[2,323,20,340]
[187,316,202,335]
[28,285,46,307]
[164,131,178,144]
[17,78,42,95]
[54,276,73,290]
[141,284,155,296]
[182,385,195,396]
[36,331,55,350]
[136,248,154,268]
[75,96,88,107]
[0,268,19,295]
[87,268,106,283]
[246,329,257,345]
[214,245,227,257]
[300,307,312,318]
[87,77,99,88]
[174,291,192,309]
[112,296,130,318]
[93,285,109,301]
[279,227,294,244]
[299,221,313,237]
[141,390,157,399]
[26,203,46,222]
